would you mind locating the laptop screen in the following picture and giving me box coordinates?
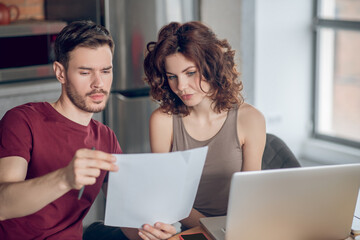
[202,164,360,240]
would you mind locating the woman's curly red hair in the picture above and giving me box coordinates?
[144,21,243,116]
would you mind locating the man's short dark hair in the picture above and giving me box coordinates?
[55,20,114,69]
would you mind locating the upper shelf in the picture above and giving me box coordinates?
[0,20,66,38]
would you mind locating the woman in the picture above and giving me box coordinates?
[144,21,266,229]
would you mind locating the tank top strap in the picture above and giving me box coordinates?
[219,106,239,139]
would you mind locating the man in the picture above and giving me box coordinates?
[0,20,176,240]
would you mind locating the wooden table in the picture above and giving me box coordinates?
[168,226,210,240]
[167,225,356,240]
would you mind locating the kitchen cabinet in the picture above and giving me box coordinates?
[0,79,103,122]
[0,79,60,119]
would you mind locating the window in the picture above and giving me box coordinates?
[313,0,360,148]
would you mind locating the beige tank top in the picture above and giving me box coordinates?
[172,107,243,216]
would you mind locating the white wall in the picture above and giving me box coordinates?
[200,0,255,102]
[201,0,313,159]
[201,0,360,166]
[254,0,313,157]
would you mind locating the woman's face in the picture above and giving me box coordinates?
[165,53,210,107]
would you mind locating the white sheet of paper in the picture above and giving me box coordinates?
[104,146,208,228]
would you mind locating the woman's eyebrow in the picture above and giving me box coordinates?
[166,66,196,75]
[182,66,196,73]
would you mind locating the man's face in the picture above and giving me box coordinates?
[64,45,113,113]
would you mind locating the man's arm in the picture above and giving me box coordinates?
[0,149,118,220]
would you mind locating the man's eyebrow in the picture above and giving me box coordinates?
[78,66,92,70]
[102,66,113,70]
[77,66,113,70]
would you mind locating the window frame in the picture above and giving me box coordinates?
[312,0,360,149]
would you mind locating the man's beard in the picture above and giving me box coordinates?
[65,81,109,113]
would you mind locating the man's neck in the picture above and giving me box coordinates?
[50,99,93,126]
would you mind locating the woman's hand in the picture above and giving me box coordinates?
[138,222,177,240]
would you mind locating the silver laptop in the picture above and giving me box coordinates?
[200,164,360,240]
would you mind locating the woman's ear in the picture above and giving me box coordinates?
[53,61,66,84]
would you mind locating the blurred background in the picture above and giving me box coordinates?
[0,0,359,227]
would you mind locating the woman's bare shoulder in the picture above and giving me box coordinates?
[150,107,174,152]
[237,102,266,135]
[150,107,173,123]
[238,103,265,122]
[150,107,174,134]
[236,102,266,151]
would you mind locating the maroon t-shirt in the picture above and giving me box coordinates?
[0,102,122,239]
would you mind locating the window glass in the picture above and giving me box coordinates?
[315,0,360,147]
[316,28,360,143]
[319,0,360,21]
